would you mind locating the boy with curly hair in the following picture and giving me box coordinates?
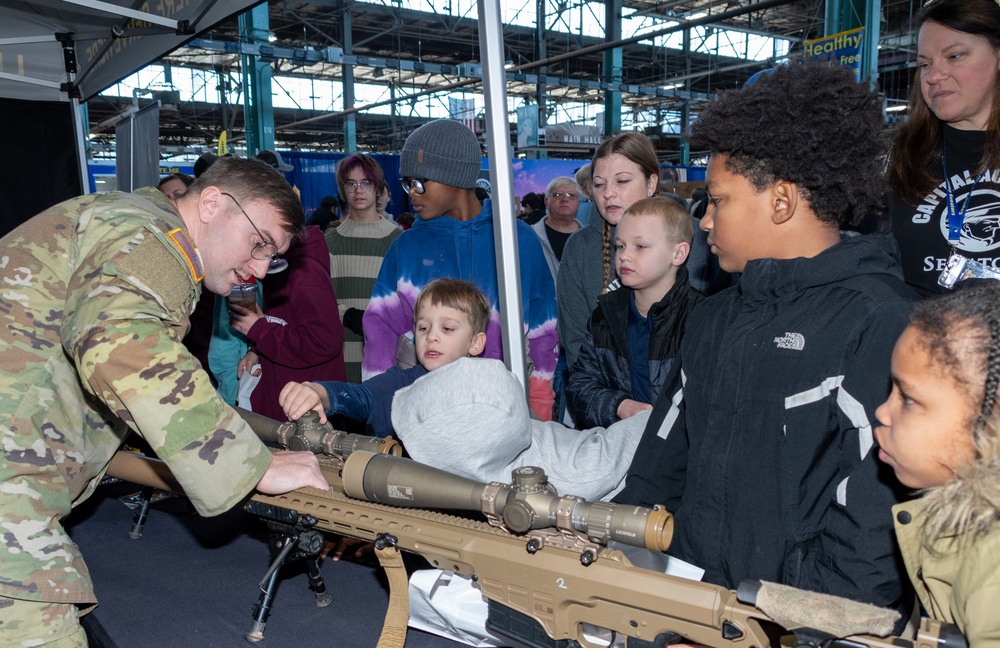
[615,62,917,622]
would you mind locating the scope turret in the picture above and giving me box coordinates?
[342,451,672,553]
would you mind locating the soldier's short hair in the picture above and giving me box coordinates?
[188,157,305,235]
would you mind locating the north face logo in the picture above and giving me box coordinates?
[774,332,805,351]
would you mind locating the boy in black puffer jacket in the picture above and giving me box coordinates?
[567,196,703,428]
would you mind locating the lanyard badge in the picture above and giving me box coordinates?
[937,148,993,289]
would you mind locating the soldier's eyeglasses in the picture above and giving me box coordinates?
[400,177,428,195]
[221,192,289,274]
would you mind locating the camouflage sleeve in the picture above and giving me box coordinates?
[61,221,270,516]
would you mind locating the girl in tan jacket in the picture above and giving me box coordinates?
[875,280,1000,648]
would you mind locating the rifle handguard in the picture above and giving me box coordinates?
[234,407,402,458]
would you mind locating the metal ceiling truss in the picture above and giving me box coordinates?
[83,0,926,159]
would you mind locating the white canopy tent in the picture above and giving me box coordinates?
[0,0,262,103]
[0,0,266,231]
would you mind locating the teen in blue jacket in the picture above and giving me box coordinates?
[362,120,558,420]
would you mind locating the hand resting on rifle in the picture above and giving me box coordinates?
[255,450,329,493]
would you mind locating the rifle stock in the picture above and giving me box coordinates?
[105,410,965,648]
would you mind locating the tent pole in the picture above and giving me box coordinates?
[478,0,528,398]
[71,98,90,194]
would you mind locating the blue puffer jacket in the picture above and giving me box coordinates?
[567,266,703,428]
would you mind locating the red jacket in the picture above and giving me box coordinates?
[248,225,345,419]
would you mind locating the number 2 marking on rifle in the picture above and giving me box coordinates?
[556,578,567,589]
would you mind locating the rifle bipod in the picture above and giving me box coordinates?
[244,505,333,643]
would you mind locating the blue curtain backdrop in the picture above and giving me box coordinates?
[88,152,707,224]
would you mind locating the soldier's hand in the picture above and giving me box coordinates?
[256,450,328,494]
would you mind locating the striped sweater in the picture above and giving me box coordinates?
[325,216,402,383]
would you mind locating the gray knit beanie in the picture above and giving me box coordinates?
[400,120,482,189]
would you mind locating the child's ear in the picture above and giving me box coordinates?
[672,241,691,267]
[770,180,799,225]
[468,332,487,357]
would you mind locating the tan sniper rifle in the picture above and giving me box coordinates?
[107,410,966,648]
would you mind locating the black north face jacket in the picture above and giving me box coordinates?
[616,233,917,619]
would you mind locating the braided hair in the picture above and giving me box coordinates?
[910,279,1000,549]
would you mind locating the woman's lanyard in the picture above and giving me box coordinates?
[942,147,987,244]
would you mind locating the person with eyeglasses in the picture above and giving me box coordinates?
[532,177,583,282]
[363,119,559,421]
[325,154,402,384]
[0,156,329,647]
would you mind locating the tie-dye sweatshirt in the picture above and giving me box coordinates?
[362,199,558,420]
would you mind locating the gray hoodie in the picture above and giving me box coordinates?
[391,357,647,501]
[556,202,611,368]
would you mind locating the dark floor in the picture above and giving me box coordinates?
[65,483,465,648]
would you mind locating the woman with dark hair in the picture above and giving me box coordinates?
[556,132,660,372]
[888,0,1000,296]
[325,154,402,383]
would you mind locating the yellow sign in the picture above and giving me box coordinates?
[804,27,865,81]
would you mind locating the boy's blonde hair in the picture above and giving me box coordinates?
[415,278,491,335]
[622,196,694,245]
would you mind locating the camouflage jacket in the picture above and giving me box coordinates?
[0,188,271,604]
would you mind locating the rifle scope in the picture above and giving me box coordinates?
[342,451,672,552]
[234,408,401,458]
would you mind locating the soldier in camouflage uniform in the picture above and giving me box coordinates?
[0,156,329,647]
